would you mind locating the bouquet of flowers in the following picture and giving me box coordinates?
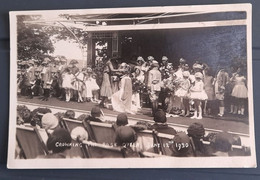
[132,78,147,94]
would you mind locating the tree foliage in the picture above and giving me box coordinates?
[17,15,89,62]
[17,15,55,61]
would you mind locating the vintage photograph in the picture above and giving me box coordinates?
[8,4,256,168]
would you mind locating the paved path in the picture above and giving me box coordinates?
[18,96,250,134]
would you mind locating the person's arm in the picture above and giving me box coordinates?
[107,61,119,73]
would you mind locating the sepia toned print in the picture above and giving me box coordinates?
[8,4,256,168]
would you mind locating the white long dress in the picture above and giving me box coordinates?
[111,76,134,114]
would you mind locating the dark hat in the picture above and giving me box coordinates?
[115,126,137,146]
[153,109,167,123]
[170,132,192,156]
[91,107,102,117]
[116,113,128,126]
[187,122,205,139]
[47,128,72,153]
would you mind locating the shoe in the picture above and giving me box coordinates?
[218,113,223,117]
[191,111,197,119]
[196,115,202,119]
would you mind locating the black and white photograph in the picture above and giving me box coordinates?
[8,4,256,168]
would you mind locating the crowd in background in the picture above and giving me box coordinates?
[17,54,248,119]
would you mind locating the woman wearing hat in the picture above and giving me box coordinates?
[111,64,135,114]
[99,57,120,108]
[189,72,208,119]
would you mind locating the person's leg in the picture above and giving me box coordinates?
[27,86,33,99]
[204,100,208,115]
[183,98,190,116]
[218,100,225,116]
[197,101,202,119]
[191,100,198,119]
[45,89,50,101]
[179,98,185,116]
[240,98,245,115]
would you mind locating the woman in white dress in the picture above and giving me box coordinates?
[111,64,135,114]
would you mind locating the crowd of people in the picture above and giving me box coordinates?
[17,54,248,119]
[16,105,250,159]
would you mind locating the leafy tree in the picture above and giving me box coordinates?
[17,15,55,62]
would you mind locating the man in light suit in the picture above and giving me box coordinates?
[147,60,162,116]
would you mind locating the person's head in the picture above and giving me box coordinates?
[137,56,145,66]
[147,56,154,65]
[170,132,192,157]
[116,113,128,126]
[153,109,167,123]
[28,60,35,67]
[71,127,89,142]
[60,58,67,65]
[77,114,88,121]
[35,67,41,76]
[179,58,186,65]
[64,110,76,119]
[187,122,205,139]
[134,68,141,76]
[123,64,131,75]
[193,63,203,73]
[211,132,233,153]
[91,107,104,119]
[47,128,72,153]
[162,56,168,65]
[182,71,190,79]
[51,68,58,78]
[41,113,59,131]
[115,126,137,146]
[194,72,203,81]
[151,60,159,69]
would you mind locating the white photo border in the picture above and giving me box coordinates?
[8,3,256,169]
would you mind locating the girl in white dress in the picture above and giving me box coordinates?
[84,68,100,102]
[231,71,248,115]
[62,68,74,102]
[189,72,208,119]
[175,71,191,116]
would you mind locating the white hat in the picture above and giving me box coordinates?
[137,56,145,62]
[194,72,203,79]
[162,56,168,61]
[152,60,159,67]
[182,71,190,77]
[41,113,59,130]
[71,127,89,141]
[147,56,154,61]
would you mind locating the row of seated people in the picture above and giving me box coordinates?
[16,105,250,159]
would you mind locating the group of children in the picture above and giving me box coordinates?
[18,57,100,103]
[17,55,248,119]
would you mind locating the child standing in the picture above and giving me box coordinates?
[175,71,191,116]
[231,70,248,115]
[189,72,208,119]
[203,68,215,116]
[62,68,74,102]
